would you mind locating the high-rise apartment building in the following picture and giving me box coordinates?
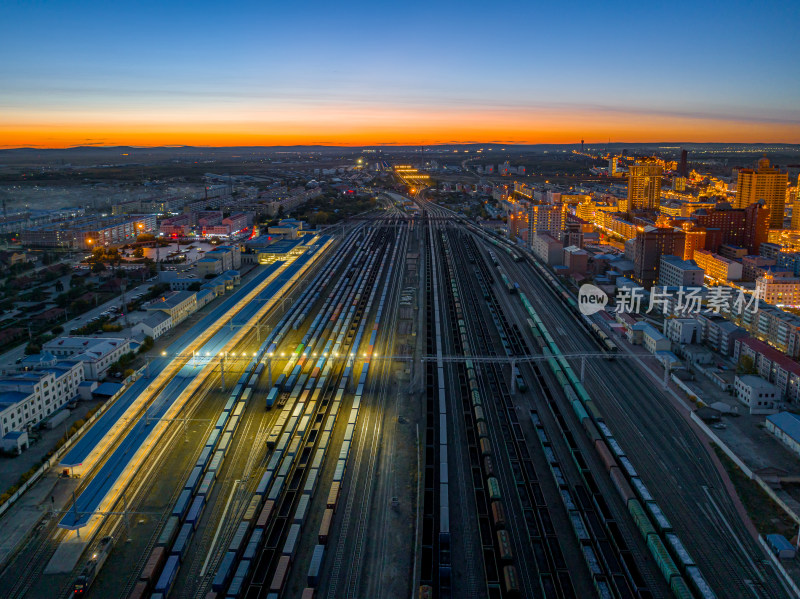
[526,203,564,245]
[627,161,663,211]
[679,149,688,177]
[692,202,769,254]
[633,226,686,287]
[792,174,800,230]
[735,157,788,228]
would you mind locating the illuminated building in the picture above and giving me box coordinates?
[608,156,619,177]
[735,157,788,228]
[513,182,533,199]
[507,208,527,239]
[526,203,564,244]
[742,255,777,281]
[692,202,769,254]
[693,249,743,282]
[20,214,156,249]
[659,199,716,218]
[756,271,800,307]
[627,161,664,210]
[576,199,596,222]
[736,309,800,360]
[560,194,590,205]
[672,177,687,192]
[594,210,637,240]
[766,230,800,252]
[681,223,707,260]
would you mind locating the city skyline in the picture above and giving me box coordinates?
[2,0,800,148]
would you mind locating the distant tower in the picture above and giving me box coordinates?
[679,149,688,177]
[580,139,584,153]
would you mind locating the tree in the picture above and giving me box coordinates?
[737,355,757,375]
[91,261,106,273]
[138,336,154,354]
[54,279,64,293]
[133,247,144,259]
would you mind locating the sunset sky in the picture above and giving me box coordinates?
[2,0,799,148]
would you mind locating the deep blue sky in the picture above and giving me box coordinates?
[2,0,799,146]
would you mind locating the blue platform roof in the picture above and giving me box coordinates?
[59,235,331,529]
[60,260,286,468]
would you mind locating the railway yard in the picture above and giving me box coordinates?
[0,194,791,599]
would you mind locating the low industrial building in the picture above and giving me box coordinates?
[2,431,28,454]
[642,324,671,354]
[733,375,779,414]
[766,412,800,457]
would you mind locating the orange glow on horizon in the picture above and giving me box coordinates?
[2,104,799,148]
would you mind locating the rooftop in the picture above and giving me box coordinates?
[0,391,30,408]
[661,255,703,271]
[146,290,195,310]
[139,311,171,328]
[93,382,124,397]
[44,336,128,353]
[736,374,778,391]
[767,411,800,443]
